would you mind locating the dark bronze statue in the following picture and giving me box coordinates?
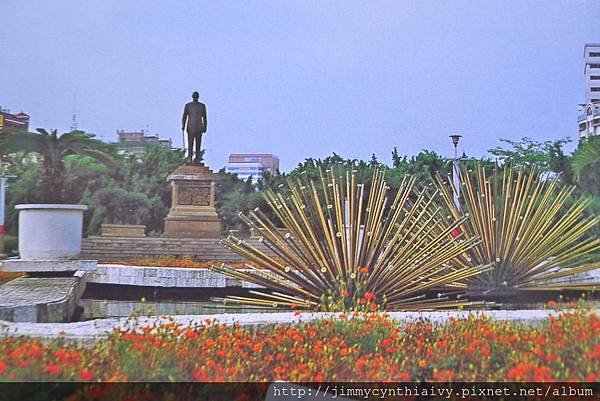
[182,91,207,163]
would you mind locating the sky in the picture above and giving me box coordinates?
[1,1,598,171]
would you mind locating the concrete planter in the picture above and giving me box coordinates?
[100,223,146,237]
[16,204,87,260]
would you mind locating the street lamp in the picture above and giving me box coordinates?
[449,134,462,210]
[449,134,462,158]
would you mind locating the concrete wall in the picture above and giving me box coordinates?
[81,236,255,261]
[87,264,264,288]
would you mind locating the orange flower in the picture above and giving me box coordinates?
[359,267,369,275]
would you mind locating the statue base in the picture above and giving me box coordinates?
[162,163,222,238]
[163,215,221,238]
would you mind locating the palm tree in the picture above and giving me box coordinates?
[572,137,600,193]
[0,129,116,203]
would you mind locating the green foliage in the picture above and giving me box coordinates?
[90,187,151,225]
[2,131,598,245]
[3,234,17,256]
[215,170,266,234]
[488,136,572,175]
[572,136,600,195]
[0,129,116,203]
[4,138,185,236]
[392,148,449,181]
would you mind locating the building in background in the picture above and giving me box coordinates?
[114,129,172,157]
[226,153,280,181]
[0,107,29,135]
[578,43,600,142]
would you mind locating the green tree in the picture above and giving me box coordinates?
[90,187,151,225]
[0,129,116,203]
[121,145,186,233]
[488,136,571,172]
[572,136,600,195]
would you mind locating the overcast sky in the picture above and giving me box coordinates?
[1,1,598,171]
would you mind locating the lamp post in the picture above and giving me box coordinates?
[0,157,16,258]
[449,134,462,210]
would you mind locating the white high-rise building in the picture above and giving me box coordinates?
[578,44,600,142]
[584,43,600,104]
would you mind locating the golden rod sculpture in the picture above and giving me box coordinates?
[436,162,600,296]
[212,166,492,311]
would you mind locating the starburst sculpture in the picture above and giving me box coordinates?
[436,163,600,296]
[212,167,492,310]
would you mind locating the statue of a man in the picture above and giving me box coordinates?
[182,91,207,163]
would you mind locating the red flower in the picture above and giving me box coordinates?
[398,371,411,381]
[29,345,42,357]
[592,345,600,359]
[0,361,5,375]
[79,369,93,381]
[534,367,553,382]
[193,368,209,381]
[185,329,198,340]
[364,292,375,301]
[44,364,61,375]
[54,348,69,362]
[359,267,369,275]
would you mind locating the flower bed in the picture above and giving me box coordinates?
[100,256,246,269]
[0,270,25,285]
[0,307,598,382]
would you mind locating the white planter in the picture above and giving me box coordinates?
[16,204,87,260]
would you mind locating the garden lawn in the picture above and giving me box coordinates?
[0,307,598,382]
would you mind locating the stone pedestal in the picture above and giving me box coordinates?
[163,163,221,238]
[100,224,146,237]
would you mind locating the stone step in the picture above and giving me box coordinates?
[0,276,85,323]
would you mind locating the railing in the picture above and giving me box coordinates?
[578,108,600,122]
